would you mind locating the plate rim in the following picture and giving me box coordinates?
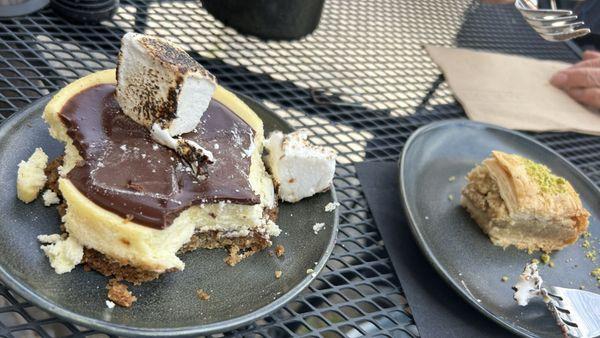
[398,119,600,338]
[0,91,340,337]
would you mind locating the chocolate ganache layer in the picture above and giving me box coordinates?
[59,84,259,229]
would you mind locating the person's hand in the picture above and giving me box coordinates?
[550,50,600,108]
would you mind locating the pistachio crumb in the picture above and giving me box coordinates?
[591,267,600,281]
[448,194,454,201]
[501,276,508,282]
[531,258,540,264]
[521,157,567,194]
[448,176,456,182]
[540,253,550,265]
[582,240,591,249]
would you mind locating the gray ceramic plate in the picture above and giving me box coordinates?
[0,93,338,337]
[399,120,599,338]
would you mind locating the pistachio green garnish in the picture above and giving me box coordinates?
[592,268,600,279]
[583,240,591,249]
[540,253,550,264]
[531,258,540,264]
[585,250,597,262]
[521,157,567,194]
[549,261,555,268]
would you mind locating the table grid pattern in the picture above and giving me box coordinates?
[1,0,599,337]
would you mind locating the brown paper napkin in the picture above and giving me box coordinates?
[426,46,600,136]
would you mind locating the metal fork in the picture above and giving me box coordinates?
[514,0,591,42]
[545,286,600,338]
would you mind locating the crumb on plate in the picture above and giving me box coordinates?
[107,279,137,308]
[196,289,210,301]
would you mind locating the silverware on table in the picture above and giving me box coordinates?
[514,0,591,41]
[545,285,600,338]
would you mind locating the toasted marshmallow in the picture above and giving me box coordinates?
[264,130,336,203]
[151,123,214,176]
[117,32,216,136]
[513,263,545,306]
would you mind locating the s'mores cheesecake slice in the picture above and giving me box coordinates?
[43,65,278,281]
[461,151,589,252]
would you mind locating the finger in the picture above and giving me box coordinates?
[567,87,600,109]
[571,57,600,69]
[582,50,600,60]
[550,68,600,89]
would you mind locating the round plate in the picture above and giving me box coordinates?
[399,120,599,338]
[0,92,338,336]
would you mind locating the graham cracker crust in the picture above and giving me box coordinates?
[83,230,272,284]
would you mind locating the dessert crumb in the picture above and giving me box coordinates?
[274,245,285,257]
[324,202,340,212]
[306,268,314,274]
[530,258,540,264]
[548,261,555,268]
[448,176,456,182]
[42,189,60,206]
[540,253,550,265]
[501,276,508,282]
[196,289,210,301]
[592,267,600,284]
[312,222,325,234]
[448,194,454,201]
[105,300,115,309]
[107,279,137,308]
[275,270,282,279]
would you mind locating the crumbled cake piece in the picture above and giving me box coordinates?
[196,289,210,301]
[105,300,115,309]
[325,202,340,212]
[312,222,325,234]
[17,148,48,203]
[42,189,60,206]
[264,130,336,203]
[150,123,214,175]
[107,279,137,308]
[117,32,216,136]
[306,268,315,274]
[274,244,285,257]
[275,270,282,279]
[38,234,83,274]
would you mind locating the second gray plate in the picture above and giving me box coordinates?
[0,93,338,336]
[399,120,599,338]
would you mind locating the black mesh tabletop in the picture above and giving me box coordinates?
[1,1,599,337]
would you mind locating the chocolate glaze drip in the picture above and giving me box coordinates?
[59,84,259,229]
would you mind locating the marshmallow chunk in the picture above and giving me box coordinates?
[151,123,214,176]
[17,148,48,203]
[264,130,336,203]
[38,234,83,274]
[117,32,216,136]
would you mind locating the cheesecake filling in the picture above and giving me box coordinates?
[58,83,259,229]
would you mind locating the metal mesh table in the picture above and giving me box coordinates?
[1,1,599,337]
